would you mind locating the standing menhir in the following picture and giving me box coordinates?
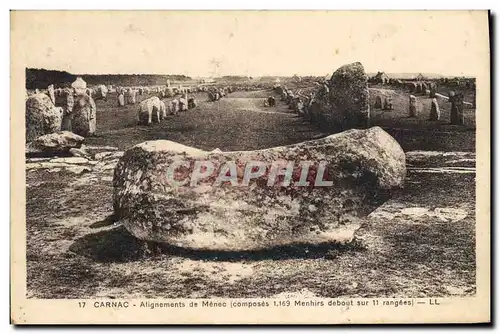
[59,88,75,132]
[207,90,216,102]
[47,84,56,105]
[171,99,180,115]
[117,92,125,106]
[72,93,97,137]
[295,97,304,115]
[415,82,422,94]
[137,96,164,125]
[159,100,167,120]
[421,82,428,95]
[179,96,188,111]
[383,97,393,111]
[94,84,108,101]
[429,82,437,98]
[429,98,440,121]
[165,87,174,98]
[328,62,370,130]
[408,95,417,117]
[188,97,197,109]
[449,92,464,125]
[280,91,287,101]
[71,77,87,95]
[126,88,137,105]
[267,96,275,107]
[374,95,383,109]
[409,82,417,92]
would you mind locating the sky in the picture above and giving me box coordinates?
[11,10,489,77]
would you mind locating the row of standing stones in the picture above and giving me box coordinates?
[278,68,468,125]
[25,62,407,252]
[275,62,370,132]
[381,80,470,124]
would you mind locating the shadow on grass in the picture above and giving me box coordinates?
[69,225,366,263]
[89,214,118,229]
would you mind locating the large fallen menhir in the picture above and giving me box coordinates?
[113,126,406,251]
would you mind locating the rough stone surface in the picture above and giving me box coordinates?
[113,126,406,251]
[326,62,370,130]
[72,94,97,137]
[26,131,84,154]
[26,93,63,142]
[137,96,164,125]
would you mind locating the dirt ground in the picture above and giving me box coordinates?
[25,88,476,299]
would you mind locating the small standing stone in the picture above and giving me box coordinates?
[416,83,422,94]
[429,98,440,121]
[421,82,428,95]
[449,92,464,125]
[429,82,437,98]
[409,82,417,92]
[47,84,55,104]
[117,93,125,106]
[126,88,136,105]
[383,97,393,111]
[374,95,383,109]
[409,95,417,117]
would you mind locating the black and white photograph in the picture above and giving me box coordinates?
[11,10,490,324]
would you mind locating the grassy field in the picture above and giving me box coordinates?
[25,87,476,299]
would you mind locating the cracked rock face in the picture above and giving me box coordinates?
[113,126,406,251]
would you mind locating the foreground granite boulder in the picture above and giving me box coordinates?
[26,131,84,155]
[113,126,406,251]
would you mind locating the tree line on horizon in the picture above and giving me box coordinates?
[25,68,192,89]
